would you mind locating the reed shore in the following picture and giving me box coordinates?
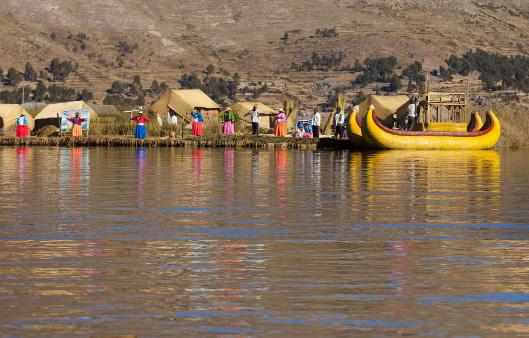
[0,135,354,150]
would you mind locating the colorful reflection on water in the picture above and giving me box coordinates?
[0,147,528,337]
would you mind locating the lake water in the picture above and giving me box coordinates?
[1,147,529,337]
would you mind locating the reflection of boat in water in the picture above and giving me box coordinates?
[350,150,501,223]
[363,108,501,150]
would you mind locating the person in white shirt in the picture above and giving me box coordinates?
[333,107,345,139]
[167,111,178,125]
[311,108,321,138]
[405,98,417,131]
[244,105,261,136]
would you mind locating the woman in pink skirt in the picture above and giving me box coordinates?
[222,108,235,135]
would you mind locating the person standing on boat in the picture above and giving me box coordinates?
[0,116,4,137]
[131,111,149,139]
[244,105,261,136]
[312,108,321,138]
[191,108,204,136]
[405,98,417,131]
[275,109,287,137]
[333,107,345,139]
[15,113,30,138]
[222,108,235,135]
[67,112,85,137]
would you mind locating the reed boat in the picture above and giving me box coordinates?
[362,108,501,150]
[349,105,487,148]
[348,109,368,147]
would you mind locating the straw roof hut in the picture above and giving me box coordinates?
[150,89,220,124]
[230,102,275,129]
[358,95,410,125]
[0,104,35,136]
[91,104,121,117]
[34,101,97,130]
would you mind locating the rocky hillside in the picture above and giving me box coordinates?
[1,0,529,106]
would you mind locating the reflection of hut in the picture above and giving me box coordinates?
[230,102,275,129]
[0,104,35,136]
[34,101,97,130]
[150,89,220,125]
[358,95,409,125]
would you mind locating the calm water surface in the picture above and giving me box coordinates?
[0,147,529,337]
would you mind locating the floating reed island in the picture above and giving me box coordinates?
[0,135,354,150]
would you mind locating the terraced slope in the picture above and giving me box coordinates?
[1,0,529,105]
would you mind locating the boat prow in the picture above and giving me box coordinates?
[348,110,367,147]
[363,108,501,150]
[467,111,484,132]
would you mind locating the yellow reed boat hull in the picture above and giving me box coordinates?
[363,109,501,150]
[348,111,368,147]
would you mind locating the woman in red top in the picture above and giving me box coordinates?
[131,111,149,139]
[67,112,86,137]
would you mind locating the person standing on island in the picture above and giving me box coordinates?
[222,108,235,135]
[131,111,149,139]
[191,108,204,136]
[167,111,178,125]
[16,113,30,138]
[67,112,85,137]
[244,105,261,136]
[311,108,321,138]
[333,107,345,139]
[275,109,287,137]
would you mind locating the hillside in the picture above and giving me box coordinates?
[2,0,529,108]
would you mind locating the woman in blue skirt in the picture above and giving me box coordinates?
[131,111,149,139]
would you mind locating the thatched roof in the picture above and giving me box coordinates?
[150,89,220,121]
[0,104,35,136]
[358,95,410,124]
[230,101,275,129]
[35,101,98,120]
[91,104,121,117]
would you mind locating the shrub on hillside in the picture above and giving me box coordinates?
[179,68,240,101]
[48,58,75,82]
[355,56,398,86]
[433,49,529,91]
[291,52,345,72]
[315,28,338,37]
[24,63,38,82]
[6,67,22,86]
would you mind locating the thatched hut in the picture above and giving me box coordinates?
[0,104,35,137]
[230,101,275,130]
[91,104,122,117]
[150,89,220,126]
[358,95,410,125]
[34,101,98,130]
